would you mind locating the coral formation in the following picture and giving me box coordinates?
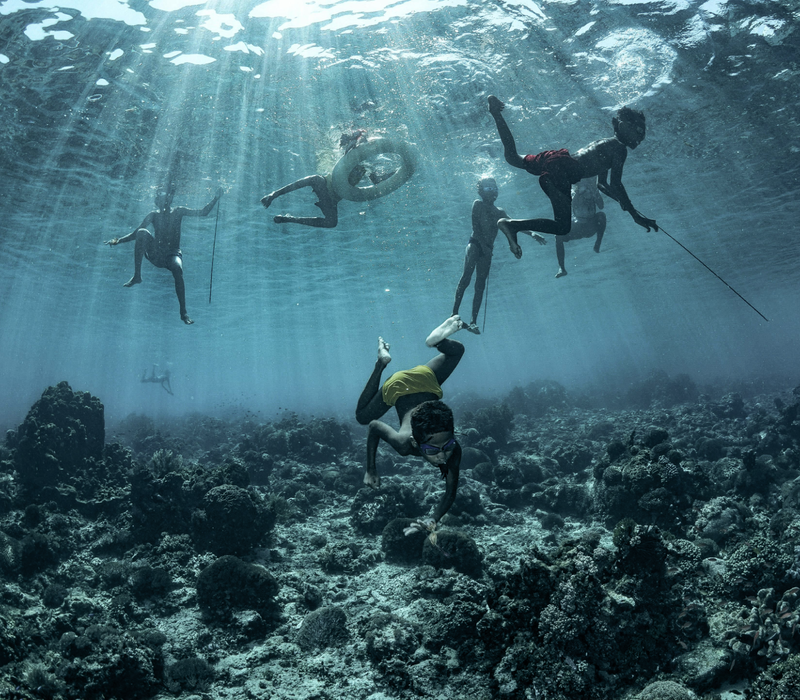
[0,380,799,699]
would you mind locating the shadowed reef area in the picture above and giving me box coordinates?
[2,377,800,700]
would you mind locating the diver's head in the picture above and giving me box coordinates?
[477,177,498,202]
[613,107,646,149]
[410,400,456,466]
[339,128,367,154]
[155,183,175,210]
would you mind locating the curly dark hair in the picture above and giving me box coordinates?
[410,400,454,444]
[616,106,645,127]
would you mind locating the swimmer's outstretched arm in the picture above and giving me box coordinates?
[432,451,460,523]
[598,159,658,232]
[179,187,224,218]
[364,420,412,488]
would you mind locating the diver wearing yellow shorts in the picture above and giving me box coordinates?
[355,315,466,528]
[381,365,443,407]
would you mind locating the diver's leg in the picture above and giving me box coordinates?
[426,339,465,387]
[497,177,572,237]
[124,230,152,287]
[488,96,526,170]
[356,338,393,424]
[261,175,321,208]
[594,212,607,253]
[166,256,193,325]
[272,176,338,228]
[452,245,478,316]
[556,236,567,277]
[470,254,492,325]
[425,318,466,386]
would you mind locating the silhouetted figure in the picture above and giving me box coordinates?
[260,130,396,228]
[355,316,467,530]
[487,96,657,255]
[452,177,544,334]
[107,183,223,324]
[554,176,607,278]
[141,365,173,395]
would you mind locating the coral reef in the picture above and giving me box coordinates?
[1,380,800,699]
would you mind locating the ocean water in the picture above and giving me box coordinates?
[1,0,798,431]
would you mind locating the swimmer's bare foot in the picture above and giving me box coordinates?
[466,323,481,335]
[377,337,391,367]
[426,315,465,347]
[181,313,194,325]
[556,268,568,278]
[488,95,505,116]
[509,242,522,259]
[260,193,275,209]
[594,243,601,253]
[123,275,141,287]
[364,468,380,488]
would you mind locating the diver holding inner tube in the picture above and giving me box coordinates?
[260,129,416,228]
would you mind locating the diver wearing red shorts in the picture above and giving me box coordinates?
[487,95,657,255]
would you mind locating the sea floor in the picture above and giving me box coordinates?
[1,376,800,700]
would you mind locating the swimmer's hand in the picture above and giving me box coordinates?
[260,193,275,209]
[403,518,436,538]
[531,233,547,245]
[105,238,119,246]
[631,210,658,232]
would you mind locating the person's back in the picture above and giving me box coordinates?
[571,137,627,180]
[471,197,504,251]
[554,176,607,278]
[572,178,601,222]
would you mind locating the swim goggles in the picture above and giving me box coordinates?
[419,437,457,456]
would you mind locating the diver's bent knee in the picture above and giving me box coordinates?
[555,221,572,235]
[449,340,466,357]
[355,410,370,425]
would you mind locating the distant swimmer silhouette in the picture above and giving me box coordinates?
[260,129,416,228]
[106,183,223,324]
[355,316,467,532]
[141,365,173,395]
[487,95,657,255]
[554,176,607,278]
[452,177,545,334]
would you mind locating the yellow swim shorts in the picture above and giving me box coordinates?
[381,365,443,407]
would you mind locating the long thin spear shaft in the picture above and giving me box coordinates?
[659,225,768,322]
[208,200,220,304]
[482,275,489,332]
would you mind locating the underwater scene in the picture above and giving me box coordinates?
[1,0,800,698]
